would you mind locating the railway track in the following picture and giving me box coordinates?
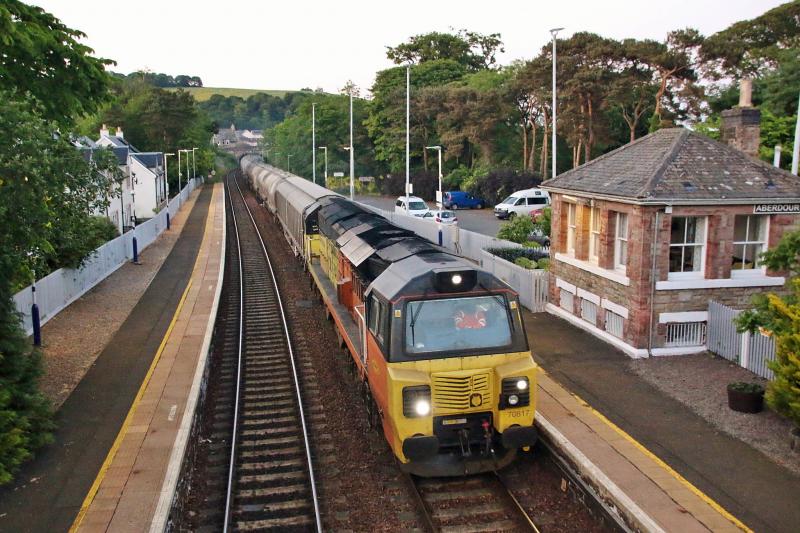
[407,471,540,533]
[220,172,321,532]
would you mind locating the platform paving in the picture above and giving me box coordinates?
[75,183,225,532]
[526,310,800,533]
[0,187,212,533]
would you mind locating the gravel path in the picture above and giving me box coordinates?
[628,352,800,476]
[36,190,204,409]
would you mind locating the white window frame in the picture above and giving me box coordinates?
[668,216,707,280]
[566,203,577,256]
[589,207,600,264]
[614,212,628,274]
[731,215,769,278]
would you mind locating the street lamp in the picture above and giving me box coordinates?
[130,171,141,264]
[178,149,190,206]
[287,153,293,172]
[405,65,410,213]
[164,152,175,229]
[191,147,197,180]
[349,92,355,201]
[550,27,564,179]
[312,103,316,184]
[318,146,328,188]
[426,146,443,208]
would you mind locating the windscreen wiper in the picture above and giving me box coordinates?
[409,290,429,346]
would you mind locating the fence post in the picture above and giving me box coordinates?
[31,280,41,346]
[740,332,751,369]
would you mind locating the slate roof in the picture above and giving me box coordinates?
[131,152,163,170]
[541,128,800,203]
[79,146,129,165]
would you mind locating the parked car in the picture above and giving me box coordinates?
[527,227,551,248]
[424,210,458,225]
[395,196,431,217]
[493,188,550,219]
[443,191,485,210]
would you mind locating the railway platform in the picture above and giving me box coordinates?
[67,182,225,532]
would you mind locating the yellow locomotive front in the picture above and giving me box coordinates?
[370,267,539,477]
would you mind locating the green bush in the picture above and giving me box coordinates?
[497,215,534,244]
[537,258,550,271]
[532,207,552,237]
[523,241,541,248]
[728,382,765,394]
[485,247,549,264]
[514,257,537,269]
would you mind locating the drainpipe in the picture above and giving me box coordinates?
[647,209,661,357]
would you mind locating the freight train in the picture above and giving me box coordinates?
[240,156,538,476]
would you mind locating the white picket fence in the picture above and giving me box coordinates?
[359,205,550,312]
[13,178,202,336]
[707,300,776,380]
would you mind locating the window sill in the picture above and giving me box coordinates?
[656,277,785,290]
[554,253,630,286]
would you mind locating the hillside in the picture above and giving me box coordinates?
[172,86,299,101]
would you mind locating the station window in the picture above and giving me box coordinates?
[566,203,577,256]
[614,212,628,273]
[589,207,600,264]
[669,216,706,277]
[732,215,767,275]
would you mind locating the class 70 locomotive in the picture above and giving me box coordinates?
[241,156,538,476]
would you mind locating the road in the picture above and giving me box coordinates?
[354,195,503,237]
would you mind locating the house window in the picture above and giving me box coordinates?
[614,212,628,273]
[580,299,598,325]
[669,216,706,277]
[589,207,600,264]
[732,215,767,275]
[566,203,577,255]
[559,289,574,312]
[605,310,624,338]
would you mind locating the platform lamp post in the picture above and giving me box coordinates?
[312,103,317,184]
[426,145,443,208]
[27,250,41,346]
[131,172,141,264]
[177,149,184,206]
[287,153,293,173]
[191,147,197,181]
[318,146,328,188]
[164,153,175,229]
[550,27,564,180]
[405,65,410,213]
[349,91,355,201]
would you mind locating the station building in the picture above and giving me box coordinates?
[540,105,800,357]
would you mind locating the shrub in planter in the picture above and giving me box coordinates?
[485,247,549,264]
[537,258,550,271]
[727,382,765,413]
[514,257,537,269]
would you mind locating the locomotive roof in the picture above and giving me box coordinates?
[368,252,509,301]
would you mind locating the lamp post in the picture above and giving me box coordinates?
[349,93,355,200]
[164,152,175,229]
[178,149,190,205]
[426,146,443,208]
[312,103,317,184]
[191,147,197,180]
[550,27,564,179]
[318,146,328,188]
[131,172,140,264]
[405,65,410,213]
[27,250,41,346]
[287,153,293,172]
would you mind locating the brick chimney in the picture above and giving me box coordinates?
[115,126,124,139]
[721,78,760,158]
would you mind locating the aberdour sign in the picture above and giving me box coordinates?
[753,204,800,214]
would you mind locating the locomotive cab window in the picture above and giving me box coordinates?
[369,295,388,344]
[405,295,513,356]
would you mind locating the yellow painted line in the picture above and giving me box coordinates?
[538,367,752,533]
[69,278,194,532]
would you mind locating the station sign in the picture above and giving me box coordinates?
[333,172,344,177]
[753,204,800,214]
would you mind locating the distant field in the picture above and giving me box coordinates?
[170,87,300,101]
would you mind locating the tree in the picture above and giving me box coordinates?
[737,230,800,430]
[386,29,504,71]
[0,1,113,123]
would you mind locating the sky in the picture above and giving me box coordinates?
[29,0,786,95]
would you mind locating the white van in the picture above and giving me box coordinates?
[395,196,431,217]
[493,188,550,219]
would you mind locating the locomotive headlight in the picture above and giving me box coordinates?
[403,385,432,418]
[500,377,530,410]
[451,274,462,285]
[415,399,431,416]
